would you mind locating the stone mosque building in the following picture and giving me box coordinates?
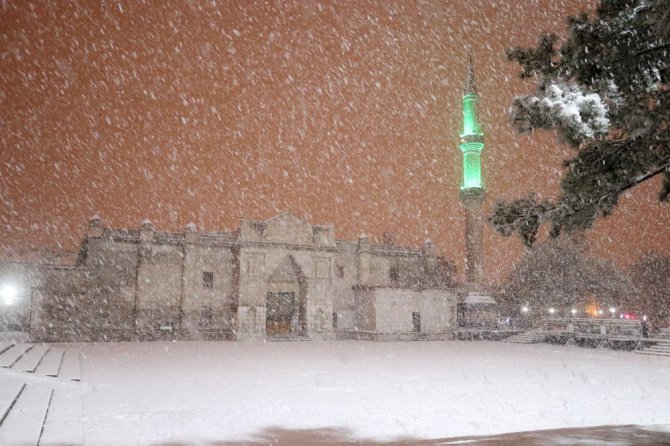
[27,213,457,342]
[0,62,496,342]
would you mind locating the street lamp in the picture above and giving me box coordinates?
[548,307,556,315]
[521,306,529,314]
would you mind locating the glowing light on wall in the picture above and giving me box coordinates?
[1,284,18,305]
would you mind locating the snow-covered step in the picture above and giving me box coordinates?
[59,351,81,381]
[0,384,53,445]
[39,389,83,445]
[643,345,670,351]
[0,379,25,425]
[639,345,670,350]
[504,332,545,344]
[646,350,670,356]
[0,342,15,355]
[34,348,64,377]
[12,345,49,373]
[635,350,670,357]
[634,341,670,357]
[0,344,33,368]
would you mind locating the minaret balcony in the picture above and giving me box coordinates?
[459,140,484,153]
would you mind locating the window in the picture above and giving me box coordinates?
[158,322,174,333]
[336,264,345,278]
[389,265,400,282]
[412,312,421,333]
[203,271,214,288]
[199,307,212,327]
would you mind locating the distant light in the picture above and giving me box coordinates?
[598,309,604,315]
[571,308,577,315]
[521,306,529,313]
[643,315,648,321]
[609,307,616,314]
[548,308,556,315]
[0,284,18,305]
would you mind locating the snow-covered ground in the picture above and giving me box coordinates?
[71,340,670,444]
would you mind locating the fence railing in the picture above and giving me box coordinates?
[457,317,532,330]
[537,317,641,336]
[456,317,642,335]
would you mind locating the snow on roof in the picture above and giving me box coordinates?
[460,291,496,305]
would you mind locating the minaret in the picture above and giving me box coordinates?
[459,55,485,287]
[456,55,496,327]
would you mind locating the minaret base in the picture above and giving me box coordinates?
[458,284,497,328]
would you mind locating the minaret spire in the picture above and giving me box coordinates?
[464,54,477,95]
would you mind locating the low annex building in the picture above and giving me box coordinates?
[3,213,458,342]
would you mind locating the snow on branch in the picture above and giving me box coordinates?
[511,82,610,146]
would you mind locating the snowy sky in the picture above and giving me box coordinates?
[1,0,668,283]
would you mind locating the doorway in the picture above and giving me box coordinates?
[265,255,307,339]
[266,291,295,336]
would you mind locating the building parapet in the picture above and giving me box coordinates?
[239,241,339,252]
[196,233,237,245]
[90,215,430,257]
[368,244,422,256]
[153,232,186,243]
[102,228,141,242]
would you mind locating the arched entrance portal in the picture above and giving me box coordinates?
[266,256,307,338]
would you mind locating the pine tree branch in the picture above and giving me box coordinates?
[636,42,670,56]
[621,155,670,193]
[591,140,633,168]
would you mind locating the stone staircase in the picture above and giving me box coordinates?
[635,340,670,357]
[503,331,546,344]
[0,341,83,445]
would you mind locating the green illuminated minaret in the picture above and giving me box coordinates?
[460,56,484,191]
[459,56,486,286]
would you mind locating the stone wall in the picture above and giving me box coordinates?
[331,242,359,330]
[0,262,45,332]
[374,288,456,337]
[4,212,458,342]
[236,246,337,341]
[342,286,457,341]
[181,243,236,340]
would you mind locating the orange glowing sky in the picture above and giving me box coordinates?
[1,0,668,283]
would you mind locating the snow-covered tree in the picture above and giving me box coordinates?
[627,251,670,327]
[495,236,633,317]
[491,0,670,245]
